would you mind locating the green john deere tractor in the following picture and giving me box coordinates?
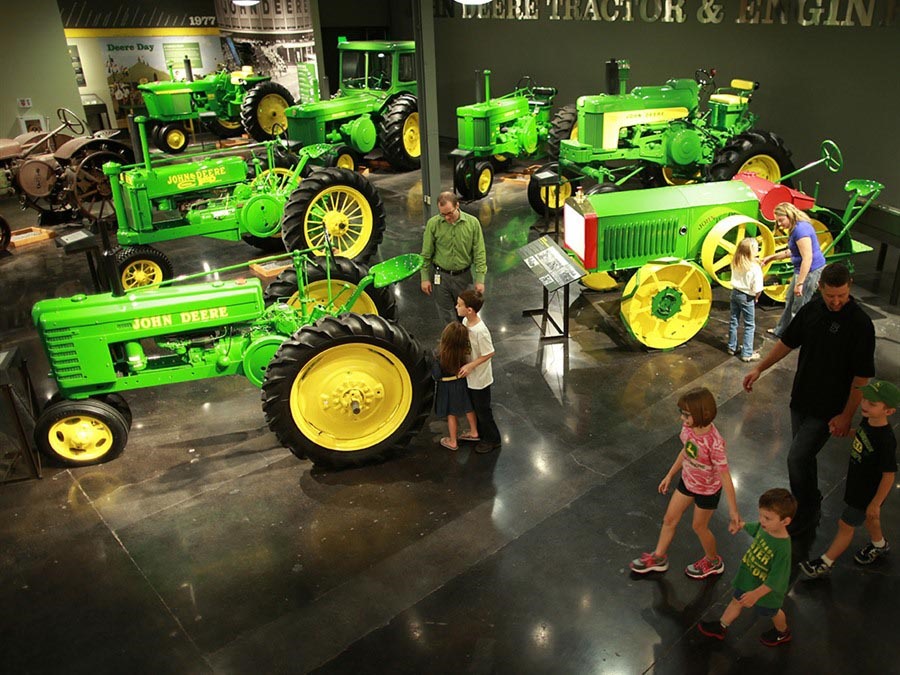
[452,70,562,201]
[104,116,386,290]
[529,59,794,215]
[139,64,294,154]
[560,141,878,350]
[31,246,433,469]
[267,39,420,172]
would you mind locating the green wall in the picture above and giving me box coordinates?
[0,0,83,139]
[430,7,899,204]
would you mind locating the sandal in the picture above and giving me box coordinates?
[440,437,458,451]
[458,432,481,442]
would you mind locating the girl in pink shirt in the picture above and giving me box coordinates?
[630,387,741,578]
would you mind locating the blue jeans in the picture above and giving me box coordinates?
[772,265,823,337]
[787,409,832,530]
[727,290,756,358]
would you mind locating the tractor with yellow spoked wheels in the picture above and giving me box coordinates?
[276,39,420,172]
[32,247,432,469]
[561,140,878,350]
[104,117,386,291]
[528,59,794,215]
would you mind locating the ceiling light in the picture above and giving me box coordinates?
[232,0,261,6]
[455,0,492,5]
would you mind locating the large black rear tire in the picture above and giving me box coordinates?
[241,81,295,141]
[281,167,385,263]
[263,256,398,321]
[261,314,432,468]
[378,93,420,171]
[708,130,794,186]
[547,104,577,160]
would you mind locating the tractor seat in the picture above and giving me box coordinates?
[531,86,557,98]
[709,94,748,106]
[0,138,22,161]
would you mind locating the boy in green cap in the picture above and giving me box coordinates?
[800,379,898,578]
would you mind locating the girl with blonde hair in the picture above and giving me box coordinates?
[762,202,826,338]
[727,238,764,361]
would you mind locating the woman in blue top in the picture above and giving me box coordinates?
[762,202,827,338]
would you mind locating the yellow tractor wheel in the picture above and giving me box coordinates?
[700,215,775,288]
[35,398,129,466]
[620,259,712,350]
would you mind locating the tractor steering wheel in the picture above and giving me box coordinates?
[515,75,535,92]
[694,68,715,87]
[57,107,87,135]
[821,140,843,173]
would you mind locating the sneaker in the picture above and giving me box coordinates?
[854,541,890,565]
[759,627,792,647]
[726,347,736,356]
[799,557,832,579]
[685,555,725,579]
[739,352,761,362]
[630,552,669,574]
[698,620,727,640]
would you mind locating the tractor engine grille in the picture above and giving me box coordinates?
[43,328,83,382]
[601,217,681,263]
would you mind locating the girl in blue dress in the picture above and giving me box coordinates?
[432,322,478,450]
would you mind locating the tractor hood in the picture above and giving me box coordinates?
[286,92,384,121]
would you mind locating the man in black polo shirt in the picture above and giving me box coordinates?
[420,192,488,326]
[743,263,876,535]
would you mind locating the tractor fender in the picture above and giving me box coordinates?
[54,136,133,162]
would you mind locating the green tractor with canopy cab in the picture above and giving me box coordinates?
[269,39,420,172]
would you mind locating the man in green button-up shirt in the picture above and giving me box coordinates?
[420,191,488,326]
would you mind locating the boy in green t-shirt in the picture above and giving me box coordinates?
[698,488,797,647]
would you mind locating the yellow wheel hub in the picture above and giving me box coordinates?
[48,415,113,462]
[477,167,493,194]
[700,215,775,288]
[739,154,781,181]
[289,343,412,451]
[662,166,701,185]
[166,129,186,150]
[259,94,289,134]
[121,260,164,289]
[304,186,373,259]
[285,279,378,315]
[336,153,356,170]
[251,167,293,193]
[620,259,712,350]
[763,218,833,303]
[403,112,420,158]
[540,181,572,209]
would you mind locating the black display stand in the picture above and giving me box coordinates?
[0,347,42,482]
[534,167,562,242]
[518,235,586,340]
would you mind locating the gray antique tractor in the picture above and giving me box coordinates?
[272,39,420,171]
[452,70,562,200]
[0,107,134,224]
[104,116,386,290]
[31,247,432,469]
[529,60,793,215]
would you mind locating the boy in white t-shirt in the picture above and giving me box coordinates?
[456,290,501,453]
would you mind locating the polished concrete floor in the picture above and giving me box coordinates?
[1,152,898,674]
